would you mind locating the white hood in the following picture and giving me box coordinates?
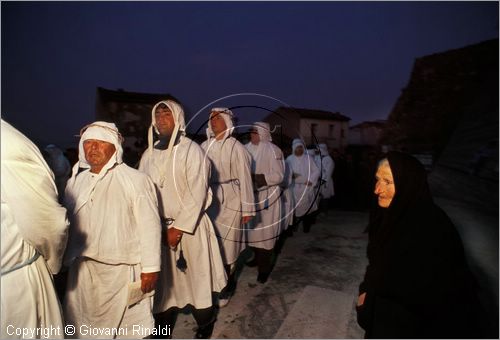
[147,100,186,156]
[206,107,235,141]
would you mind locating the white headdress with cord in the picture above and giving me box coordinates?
[147,100,186,157]
[319,143,329,156]
[76,121,124,170]
[66,121,124,214]
[253,121,272,142]
[206,107,235,141]
[292,138,306,155]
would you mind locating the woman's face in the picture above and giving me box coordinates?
[374,162,396,208]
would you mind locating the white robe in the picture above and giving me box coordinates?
[139,136,227,311]
[1,120,68,339]
[314,154,335,199]
[286,153,320,217]
[201,136,255,265]
[245,142,285,250]
[63,164,161,338]
[280,161,294,231]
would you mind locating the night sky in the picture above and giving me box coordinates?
[1,1,498,149]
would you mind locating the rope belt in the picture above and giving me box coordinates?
[1,251,41,276]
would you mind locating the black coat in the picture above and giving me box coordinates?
[357,152,483,339]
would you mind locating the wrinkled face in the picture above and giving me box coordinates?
[210,111,227,139]
[250,128,260,145]
[294,145,304,156]
[155,106,175,137]
[83,139,116,173]
[374,162,396,208]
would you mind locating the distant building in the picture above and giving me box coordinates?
[263,106,350,155]
[379,38,498,212]
[95,87,178,166]
[349,120,387,146]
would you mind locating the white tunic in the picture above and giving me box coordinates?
[201,137,255,265]
[139,136,227,311]
[314,154,335,199]
[1,120,68,339]
[280,161,295,231]
[245,142,285,250]
[286,153,320,217]
[63,164,161,338]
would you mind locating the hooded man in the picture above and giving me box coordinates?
[314,143,335,213]
[43,144,72,203]
[63,121,161,338]
[1,119,69,339]
[201,107,255,308]
[245,122,285,283]
[139,100,226,339]
[286,138,320,233]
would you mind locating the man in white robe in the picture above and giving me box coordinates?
[245,122,285,283]
[201,107,255,307]
[286,139,320,233]
[314,143,335,214]
[43,144,72,203]
[63,121,161,339]
[139,100,226,339]
[1,119,69,339]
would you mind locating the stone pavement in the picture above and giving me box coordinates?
[168,202,499,339]
[171,210,369,339]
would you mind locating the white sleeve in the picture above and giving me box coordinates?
[133,175,161,273]
[1,121,69,274]
[263,146,285,187]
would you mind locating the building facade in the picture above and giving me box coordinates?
[263,106,350,155]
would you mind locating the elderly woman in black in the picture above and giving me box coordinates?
[356,151,483,338]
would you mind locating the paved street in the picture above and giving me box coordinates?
[172,210,369,339]
[170,203,499,339]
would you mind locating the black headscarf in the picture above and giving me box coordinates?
[367,151,434,256]
[359,151,484,338]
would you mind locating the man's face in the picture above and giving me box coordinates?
[155,106,175,137]
[83,139,116,173]
[294,145,304,156]
[210,111,227,139]
[250,128,260,145]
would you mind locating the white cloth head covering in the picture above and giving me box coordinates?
[147,100,186,156]
[319,143,329,156]
[76,121,123,170]
[253,122,272,143]
[66,121,124,214]
[206,107,235,140]
[292,138,306,155]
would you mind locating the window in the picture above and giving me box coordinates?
[329,124,334,138]
[311,124,318,138]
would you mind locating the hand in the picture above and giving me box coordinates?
[254,174,267,188]
[140,272,159,293]
[167,227,183,249]
[357,292,366,307]
[241,215,253,225]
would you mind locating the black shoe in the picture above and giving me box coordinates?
[194,321,215,339]
[257,272,270,284]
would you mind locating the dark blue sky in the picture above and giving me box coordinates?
[2,1,498,148]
